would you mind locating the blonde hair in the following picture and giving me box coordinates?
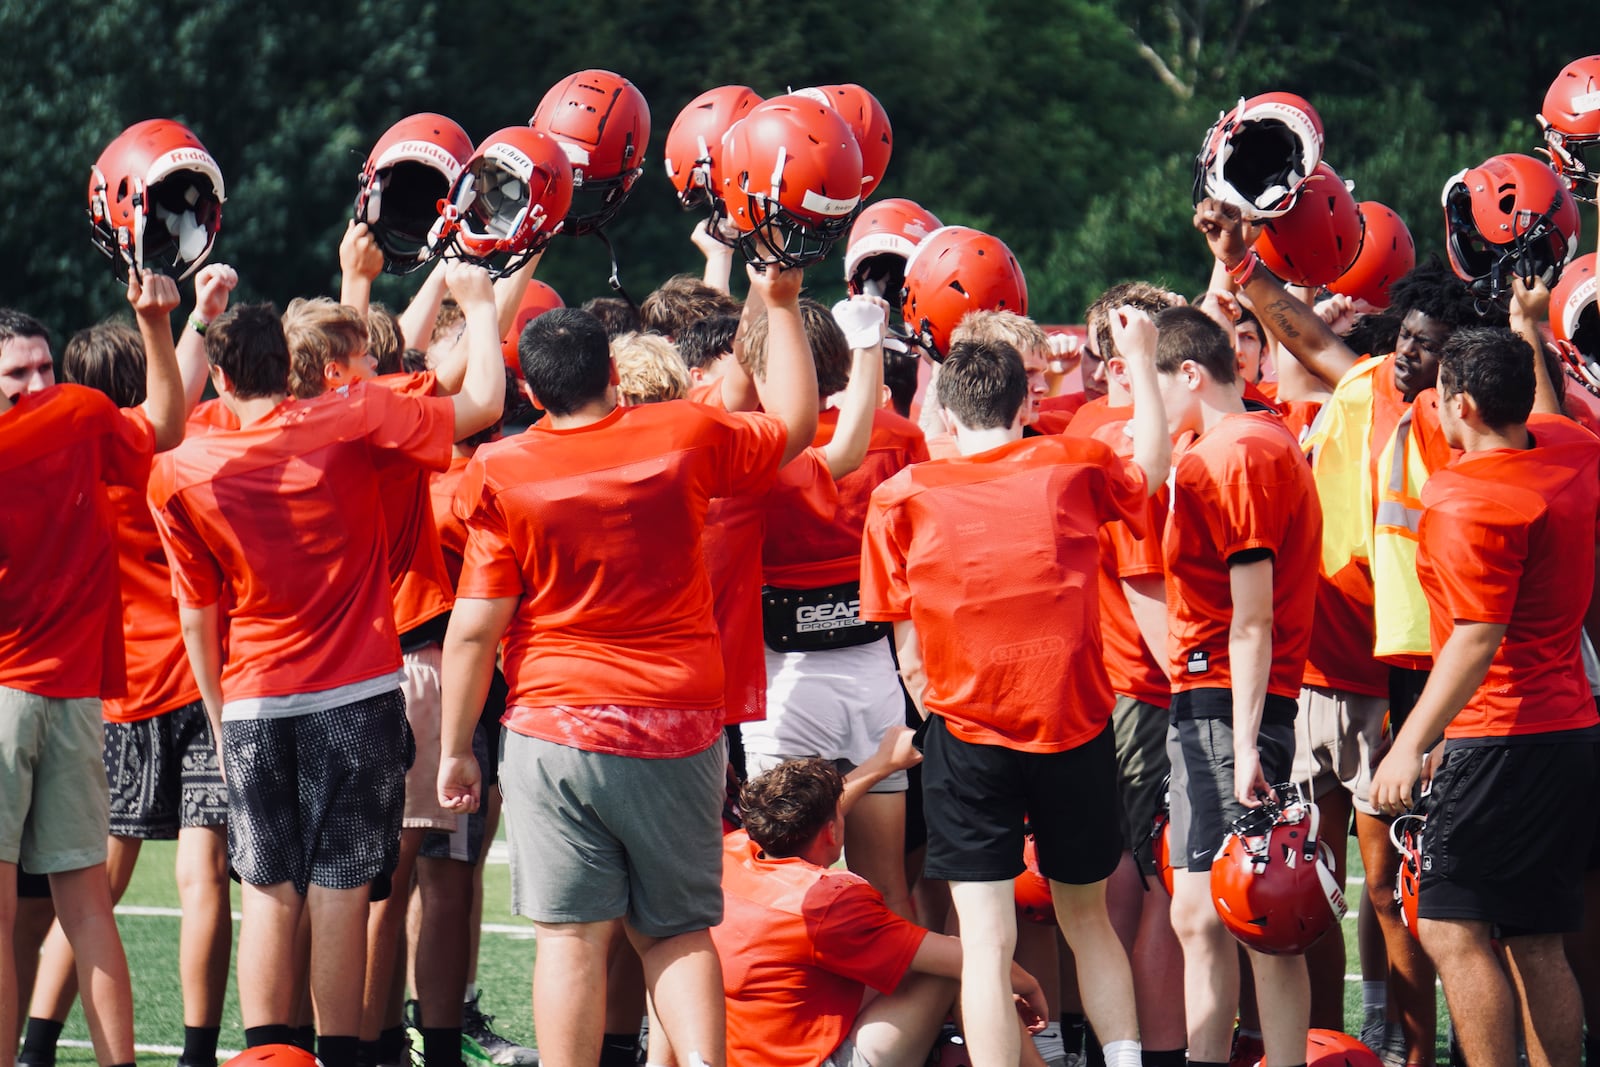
[949,309,1048,360]
[611,331,690,405]
[282,297,367,399]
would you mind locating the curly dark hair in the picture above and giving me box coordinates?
[1388,255,1507,333]
[739,758,843,858]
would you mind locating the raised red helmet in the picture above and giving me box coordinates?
[530,69,650,235]
[1255,162,1362,287]
[718,94,863,269]
[1193,92,1324,219]
[1014,836,1055,924]
[901,226,1028,360]
[1389,813,1425,942]
[795,83,893,201]
[354,113,474,274]
[1305,1030,1385,1067]
[1550,252,1600,398]
[221,1046,322,1067]
[1442,153,1581,303]
[1211,783,1347,955]
[664,86,763,210]
[431,127,573,278]
[501,280,566,375]
[844,197,942,298]
[88,118,225,280]
[1327,201,1416,310]
[1538,55,1600,203]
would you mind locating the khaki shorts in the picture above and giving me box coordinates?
[401,643,455,831]
[0,687,110,873]
[1111,695,1171,868]
[1290,685,1390,816]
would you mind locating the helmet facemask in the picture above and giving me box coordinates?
[433,155,560,279]
[1444,177,1571,305]
[1540,119,1600,204]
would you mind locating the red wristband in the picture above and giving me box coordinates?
[1226,252,1259,286]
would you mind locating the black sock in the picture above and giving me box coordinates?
[295,1025,318,1052]
[18,1018,65,1067]
[245,1025,299,1049]
[422,1028,463,1067]
[1187,1060,1230,1067]
[1142,1052,1186,1067]
[600,1032,638,1067]
[377,1026,407,1065]
[1085,1026,1105,1067]
[1060,1014,1087,1056]
[319,1035,361,1067]
[1585,1034,1600,1067]
[358,1040,380,1067]
[181,1026,221,1067]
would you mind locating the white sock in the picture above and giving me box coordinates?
[1362,980,1386,1016]
[464,982,479,1003]
[1103,1039,1141,1067]
[1033,1025,1065,1064]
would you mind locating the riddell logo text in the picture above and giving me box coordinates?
[794,600,863,633]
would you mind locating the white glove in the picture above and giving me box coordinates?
[832,296,887,350]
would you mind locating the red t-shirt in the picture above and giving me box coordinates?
[762,408,928,589]
[373,373,455,634]
[1033,391,1086,436]
[1165,412,1321,699]
[454,401,787,755]
[1417,415,1600,739]
[430,453,472,590]
[1088,417,1171,707]
[148,382,455,703]
[714,831,927,1067]
[0,385,155,699]
[1062,396,1125,440]
[104,480,200,721]
[861,435,1148,751]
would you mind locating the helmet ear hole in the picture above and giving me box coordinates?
[117,178,129,202]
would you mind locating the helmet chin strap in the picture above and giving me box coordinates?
[593,227,638,310]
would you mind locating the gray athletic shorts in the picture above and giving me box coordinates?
[500,731,726,937]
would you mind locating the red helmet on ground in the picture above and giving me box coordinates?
[1014,836,1055,924]
[844,197,942,299]
[1389,813,1425,942]
[901,226,1028,360]
[530,69,650,235]
[431,127,573,278]
[501,280,565,374]
[795,84,892,201]
[1442,153,1581,304]
[88,118,225,281]
[221,1046,321,1067]
[1327,201,1416,310]
[1255,162,1362,287]
[353,113,474,274]
[1538,56,1600,204]
[1193,92,1324,220]
[1211,783,1347,955]
[718,95,863,269]
[1305,1030,1385,1067]
[664,86,763,210]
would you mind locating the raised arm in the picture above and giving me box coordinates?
[1195,198,1360,392]
[721,273,765,413]
[442,263,508,440]
[821,297,888,477]
[397,260,448,353]
[338,220,384,317]
[1510,276,1563,416]
[1107,306,1170,495]
[130,268,186,452]
[693,219,735,294]
[745,263,818,465]
[176,264,237,413]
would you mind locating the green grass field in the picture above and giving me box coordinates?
[43,837,1443,1066]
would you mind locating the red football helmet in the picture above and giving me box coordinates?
[1327,201,1416,310]
[1255,162,1362,287]
[1211,783,1347,955]
[844,198,942,300]
[1389,812,1425,942]
[1538,56,1600,203]
[795,84,893,201]
[88,119,225,280]
[1305,1030,1385,1067]
[530,69,650,235]
[1193,92,1324,219]
[500,280,565,374]
[901,226,1028,360]
[354,113,474,274]
[664,86,763,210]
[1014,836,1055,924]
[431,127,573,278]
[1442,153,1581,303]
[1150,806,1176,896]
[718,95,863,269]
[221,1046,321,1067]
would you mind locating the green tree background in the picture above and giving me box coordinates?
[3,0,1596,334]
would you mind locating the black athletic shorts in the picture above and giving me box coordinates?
[921,715,1121,885]
[104,701,228,839]
[1418,735,1599,936]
